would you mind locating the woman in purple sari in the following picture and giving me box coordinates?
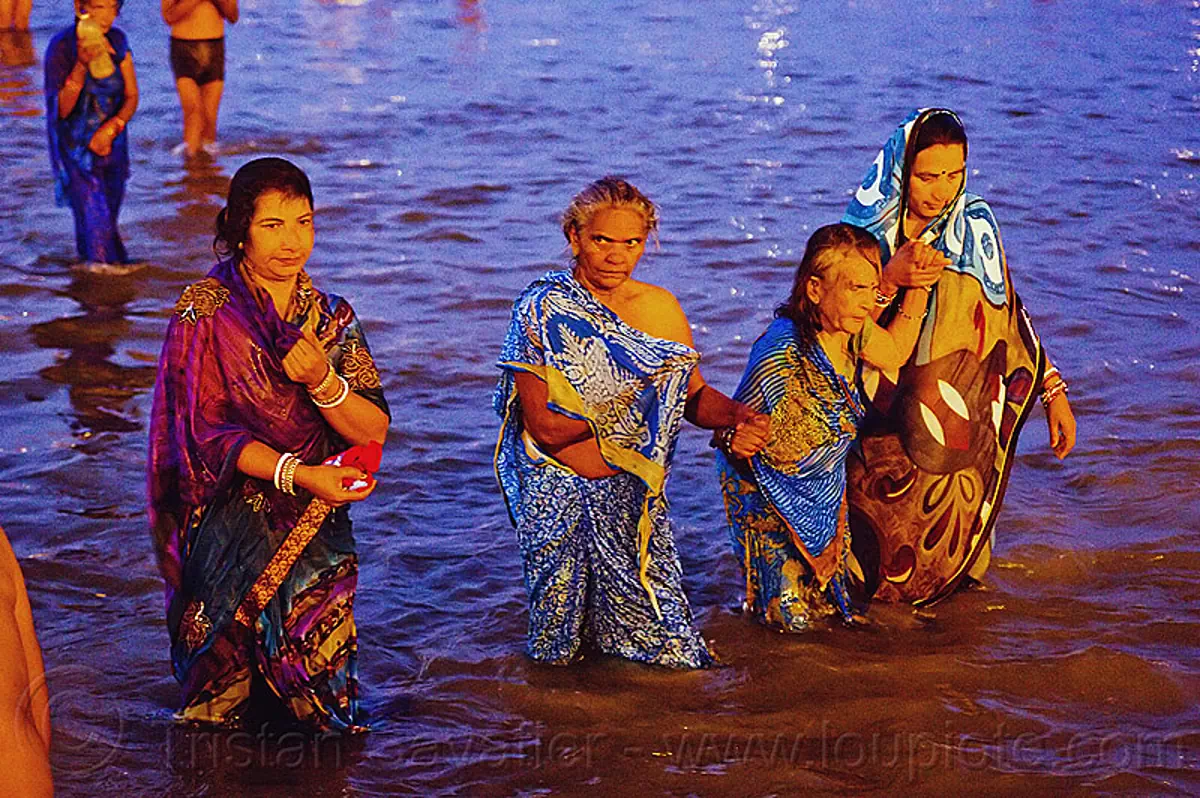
[44,0,139,264]
[148,158,390,731]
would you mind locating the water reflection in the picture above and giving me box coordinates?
[164,724,363,796]
[29,268,157,437]
[0,31,36,115]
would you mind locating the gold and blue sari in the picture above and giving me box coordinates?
[148,259,389,731]
[842,108,1043,604]
[494,270,713,668]
[717,318,861,630]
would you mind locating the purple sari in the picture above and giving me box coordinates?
[148,259,388,731]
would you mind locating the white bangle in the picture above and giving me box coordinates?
[280,456,300,496]
[311,374,350,409]
[273,452,295,492]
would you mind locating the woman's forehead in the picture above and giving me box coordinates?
[825,249,880,281]
[252,191,313,218]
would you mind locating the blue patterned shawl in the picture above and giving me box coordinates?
[724,318,863,588]
[494,270,699,617]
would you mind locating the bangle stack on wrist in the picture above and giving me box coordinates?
[1040,366,1069,407]
[875,288,896,308]
[311,373,350,409]
[273,452,301,496]
[308,364,335,396]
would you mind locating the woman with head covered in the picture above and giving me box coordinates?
[842,109,1076,604]
[148,158,389,731]
[717,223,931,630]
[494,177,770,668]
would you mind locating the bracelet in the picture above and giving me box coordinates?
[875,288,896,307]
[307,363,336,398]
[273,452,296,492]
[1042,366,1060,388]
[1040,380,1069,407]
[311,374,350,409]
[280,455,301,496]
[709,426,736,453]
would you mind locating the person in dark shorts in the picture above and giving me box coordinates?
[162,0,237,157]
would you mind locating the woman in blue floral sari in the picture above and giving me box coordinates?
[495,177,770,668]
[44,0,139,264]
[148,158,389,731]
[717,223,930,631]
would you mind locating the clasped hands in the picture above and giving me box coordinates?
[728,405,771,459]
[881,240,949,294]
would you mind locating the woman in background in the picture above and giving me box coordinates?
[44,0,138,264]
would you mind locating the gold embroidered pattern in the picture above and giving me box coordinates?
[180,599,213,652]
[340,340,381,391]
[763,350,841,471]
[233,498,333,627]
[242,482,269,514]
[292,270,314,319]
[175,278,230,325]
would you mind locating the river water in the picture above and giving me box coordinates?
[1,0,1198,795]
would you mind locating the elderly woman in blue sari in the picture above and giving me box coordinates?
[44,0,139,264]
[148,158,390,731]
[717,223,931,630]
[842,109,1077,605]
[495,177,770,668]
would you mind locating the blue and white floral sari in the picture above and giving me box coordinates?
[494,270,713,668]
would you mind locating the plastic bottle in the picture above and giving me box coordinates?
[76,13,115,80]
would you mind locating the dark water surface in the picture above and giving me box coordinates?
[2,1,1199,795]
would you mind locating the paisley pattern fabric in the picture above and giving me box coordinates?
[494,269,713,667]
[148,259,389,731]
[717,318,861,629]
[842,108,1043,604]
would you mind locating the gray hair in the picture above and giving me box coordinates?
[560,176,659,245]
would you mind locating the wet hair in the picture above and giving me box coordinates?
[560,176,659,248]
[76,0,124,15]
[214,157,314,263]
[898,109,968,246]
[776,223,881,346]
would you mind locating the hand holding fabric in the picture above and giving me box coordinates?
[296,441,383,506]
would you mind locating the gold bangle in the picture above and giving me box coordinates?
[307,363,335,397]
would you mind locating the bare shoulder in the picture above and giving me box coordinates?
[622,280,691,344]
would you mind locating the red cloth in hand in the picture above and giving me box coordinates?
[322,440,383,490]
